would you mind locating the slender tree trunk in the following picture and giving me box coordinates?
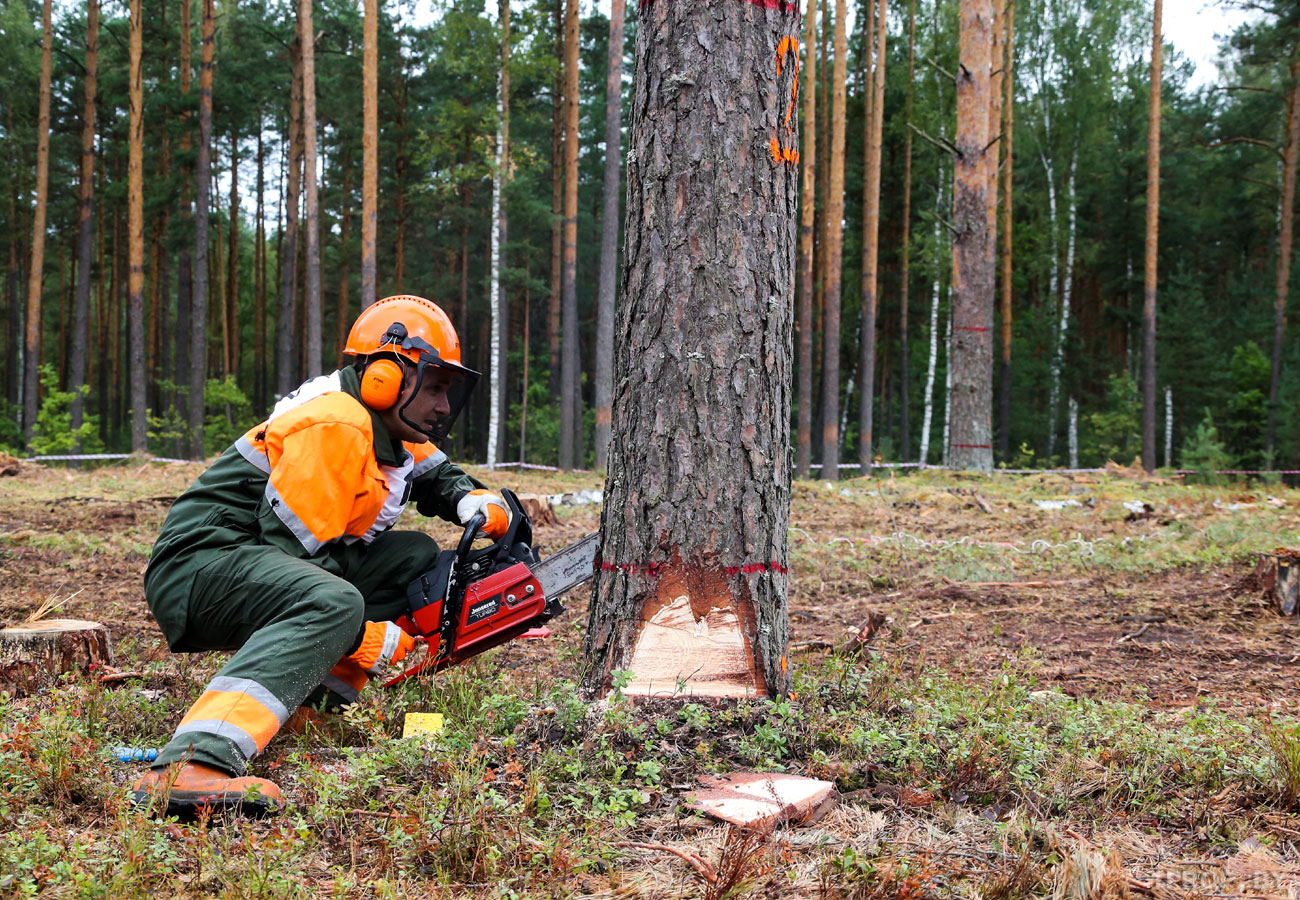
[520,262,530,462]
[858,0,887,473]
[336,151,353,363]
[898,0,915,462]
[948,0,994,473]
[488,0,511,467]
[548,0,564,397]
[559,0,581,470]
[70,0,99,442]
[796,0,818,479]
[594,0,625,471]
[128,0,148,452]
[1142,0,1161,472]
[299,0,321,377]
[998,0,1014,461]
[190,0,215,458]
[361,0,378,310]
[176,0,193,434]
[1268,58,1300,459]
[581,0,797,700]
[393,70,407,292]
[23,0,54,444]
[225,129,240,378]
[820,0,847,481]
[255,123,267,412]
[277,39,303,397]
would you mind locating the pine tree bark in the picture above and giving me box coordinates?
[488,0,511,467]
[948,0,994,473]
[336,149,353,363]
[225,129,240,378]
[1268,57,1300,460]
[858,0,887,473]
[548,0,564,398]
[277,38,303,397]
[255,124,267,411]
[1142,0,1161,472]
[70,0,99,442]
[301,0,321,378]
[190,0,215,458]
[128,0,148,452]
[998,0,1014,461]
[558,0,581,471]
[361,0,378,310]
[796,0,817,479]
[819,0,847,480]
[594,0,625,471]
[581,0,798,701]
[176,0,193,433]
[23,0,54,444]
[898,0,915,461]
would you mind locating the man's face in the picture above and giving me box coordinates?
[379,364,453,444]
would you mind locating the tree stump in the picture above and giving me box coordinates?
[0,618,113,696]
[517,493,559,527]
[1257,550,1300,616]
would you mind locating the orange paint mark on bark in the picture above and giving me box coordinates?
[771,36,800,166]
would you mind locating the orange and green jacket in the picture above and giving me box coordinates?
[144,366,481,647]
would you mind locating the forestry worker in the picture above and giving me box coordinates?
[131,294,510,817]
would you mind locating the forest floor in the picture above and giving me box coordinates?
[3,458,1300,898]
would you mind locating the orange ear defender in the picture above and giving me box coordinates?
[359,358,405,410]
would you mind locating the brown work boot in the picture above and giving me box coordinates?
[282,705,326,735]
[131,762,285,817]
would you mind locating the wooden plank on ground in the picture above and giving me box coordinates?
[685,772,839,831]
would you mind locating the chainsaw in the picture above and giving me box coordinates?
[385,489,598,686]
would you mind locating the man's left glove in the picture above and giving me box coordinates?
[456,489,510,540]
[349,621,419,676]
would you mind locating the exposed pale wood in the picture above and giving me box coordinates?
[517,493,558,527]
[0,619,113,697]
[686,772,839,831]
[1258,551,1300,616]
[622,593,760,699]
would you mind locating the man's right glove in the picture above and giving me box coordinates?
[456,489,510,540]
[349,620,418,676]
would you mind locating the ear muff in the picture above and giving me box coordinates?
[360,358,405,410]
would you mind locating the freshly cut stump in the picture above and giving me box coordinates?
[0,618,113,696]
[517,493,559,527]
[1257,550,1300,616]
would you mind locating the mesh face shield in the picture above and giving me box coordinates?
[375,323,480,444]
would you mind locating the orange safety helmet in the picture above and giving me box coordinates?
[343,295,480,442]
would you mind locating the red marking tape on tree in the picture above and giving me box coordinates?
[601,560,787,576]
[639,0,800,13]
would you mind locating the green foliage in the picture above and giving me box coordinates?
[1181,408,1232,484]
[202,376,255,457]
[1222,341,1271,469]
[1082,374,1140,467]
[28,365,104,457]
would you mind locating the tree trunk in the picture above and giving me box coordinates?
[225,129,240,378]
[361,0,378,310]
[23,0,54,444]
[128,0,148,452]
[488,0,511,468]
[255,122,266,410]
[190,0,215,458]
[820,0,847,481]
[558,0,581,471]
[301,0,321,378]
[394,70,408,293]
[796,0,818,479]
[336,150,353,364]
[898,0,915,462]
[858,0,887,473]
[594,0,625,471]
[0,620,113,698]
[176,0,193,436]
[277,39,303,398]
[998,0,1014,462]
[70,0,99,443]
[1268,58,1300,460]
[1142,0,1161,472]
[948,0,994,473]
[581,0,798,701]
[548,0,564,398]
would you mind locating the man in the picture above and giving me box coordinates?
[132,295,509,817]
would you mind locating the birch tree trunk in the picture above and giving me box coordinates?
[301,0,322,378]
[1142,0,1161,472]
[948,0,994,473]
[70,0,99,442]
[581,0,798,701]
[594,0,625,471]
[189,0,215,458]
[361,0,378,310]
[858,0,887,473]
[1268,58,1300,460]
[796,0,817,479]
[487,0,511,468]
[128,0,147,452]
[559,0,581,470]
[820,0,848,481]
[23,0,53,444]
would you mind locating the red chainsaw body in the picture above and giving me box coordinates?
[454,562,546,655]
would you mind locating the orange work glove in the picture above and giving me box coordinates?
[456,489,510,540]
[349,621,418,676]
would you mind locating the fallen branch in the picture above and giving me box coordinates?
[1114,622,1150,644]
[790,641,834,653]
[613,841,717,884]
[942,577,1087,588]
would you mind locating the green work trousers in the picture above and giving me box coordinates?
[154,529,436,776]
